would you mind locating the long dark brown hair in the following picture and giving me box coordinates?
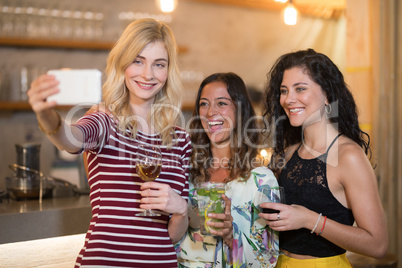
[263,49,371,172]
[189,72,260,184]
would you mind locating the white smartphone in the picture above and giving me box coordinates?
[47,69,102,105]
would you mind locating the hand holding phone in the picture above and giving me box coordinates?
[47,69,102,105]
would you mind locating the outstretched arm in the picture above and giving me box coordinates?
[28,74,84,153]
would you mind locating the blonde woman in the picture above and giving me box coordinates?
[28,18,191,267]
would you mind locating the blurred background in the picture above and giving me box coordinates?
[0,0,348,188]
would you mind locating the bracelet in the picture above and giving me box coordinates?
[317,216,327,236]
[311,213,322,234]
[38,111,62,136]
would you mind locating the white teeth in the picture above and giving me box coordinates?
[209,121,223,126]
[138,82,153,88]
[290,108,304,113]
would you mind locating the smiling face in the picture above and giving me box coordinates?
[279,67,328,128]
[124,41,168,105]
[198,81,236,147]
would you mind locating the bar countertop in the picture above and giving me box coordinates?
[0,195,92,244]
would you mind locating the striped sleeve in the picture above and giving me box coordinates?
[72,112,111,154]
[178,129,191,200]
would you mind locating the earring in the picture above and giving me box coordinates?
[325,104,332,114]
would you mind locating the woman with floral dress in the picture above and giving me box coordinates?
[175,72,279,267]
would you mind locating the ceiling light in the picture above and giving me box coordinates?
[155,0,178,13]
[283,0,298,25]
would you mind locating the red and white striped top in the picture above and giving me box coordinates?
[72,112,191,267]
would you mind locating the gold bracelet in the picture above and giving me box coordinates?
[38,111,62,136]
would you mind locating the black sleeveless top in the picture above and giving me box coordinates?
[278,134,354,257]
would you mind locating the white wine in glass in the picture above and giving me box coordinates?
[137,163,162,182]
[135,144,162,217]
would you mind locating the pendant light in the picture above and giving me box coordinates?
[283,0,298,25]
[155,0,178,13]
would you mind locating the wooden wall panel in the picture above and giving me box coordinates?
[345,0,373,138]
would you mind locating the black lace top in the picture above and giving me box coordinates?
[278,134,354,257]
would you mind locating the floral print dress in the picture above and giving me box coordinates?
[175,167,279,268]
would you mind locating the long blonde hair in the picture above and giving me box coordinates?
[103,18,183,146]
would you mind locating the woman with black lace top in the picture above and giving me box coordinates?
[260,49,388,267]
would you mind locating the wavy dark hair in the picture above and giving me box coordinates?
[189,72,260,184]
[263,49,371,169]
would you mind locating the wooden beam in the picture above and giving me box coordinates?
[182,0,345,19]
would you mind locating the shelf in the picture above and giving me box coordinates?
[0,101,31,110]
[0,37,115,51]
[0,102,72,111]
[0,37,189,53]
[0,101,194,112]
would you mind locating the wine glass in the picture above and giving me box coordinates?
[254,185,285,261]
[135,144,162,217]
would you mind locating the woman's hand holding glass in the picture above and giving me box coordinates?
[135,144,163,216]
[254,186,285,259]
[260,202,319,232]
[135,145,188,217]
[205,195,233,248]
[139,181,187,216]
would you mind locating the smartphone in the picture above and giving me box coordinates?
[47,69,102,105]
